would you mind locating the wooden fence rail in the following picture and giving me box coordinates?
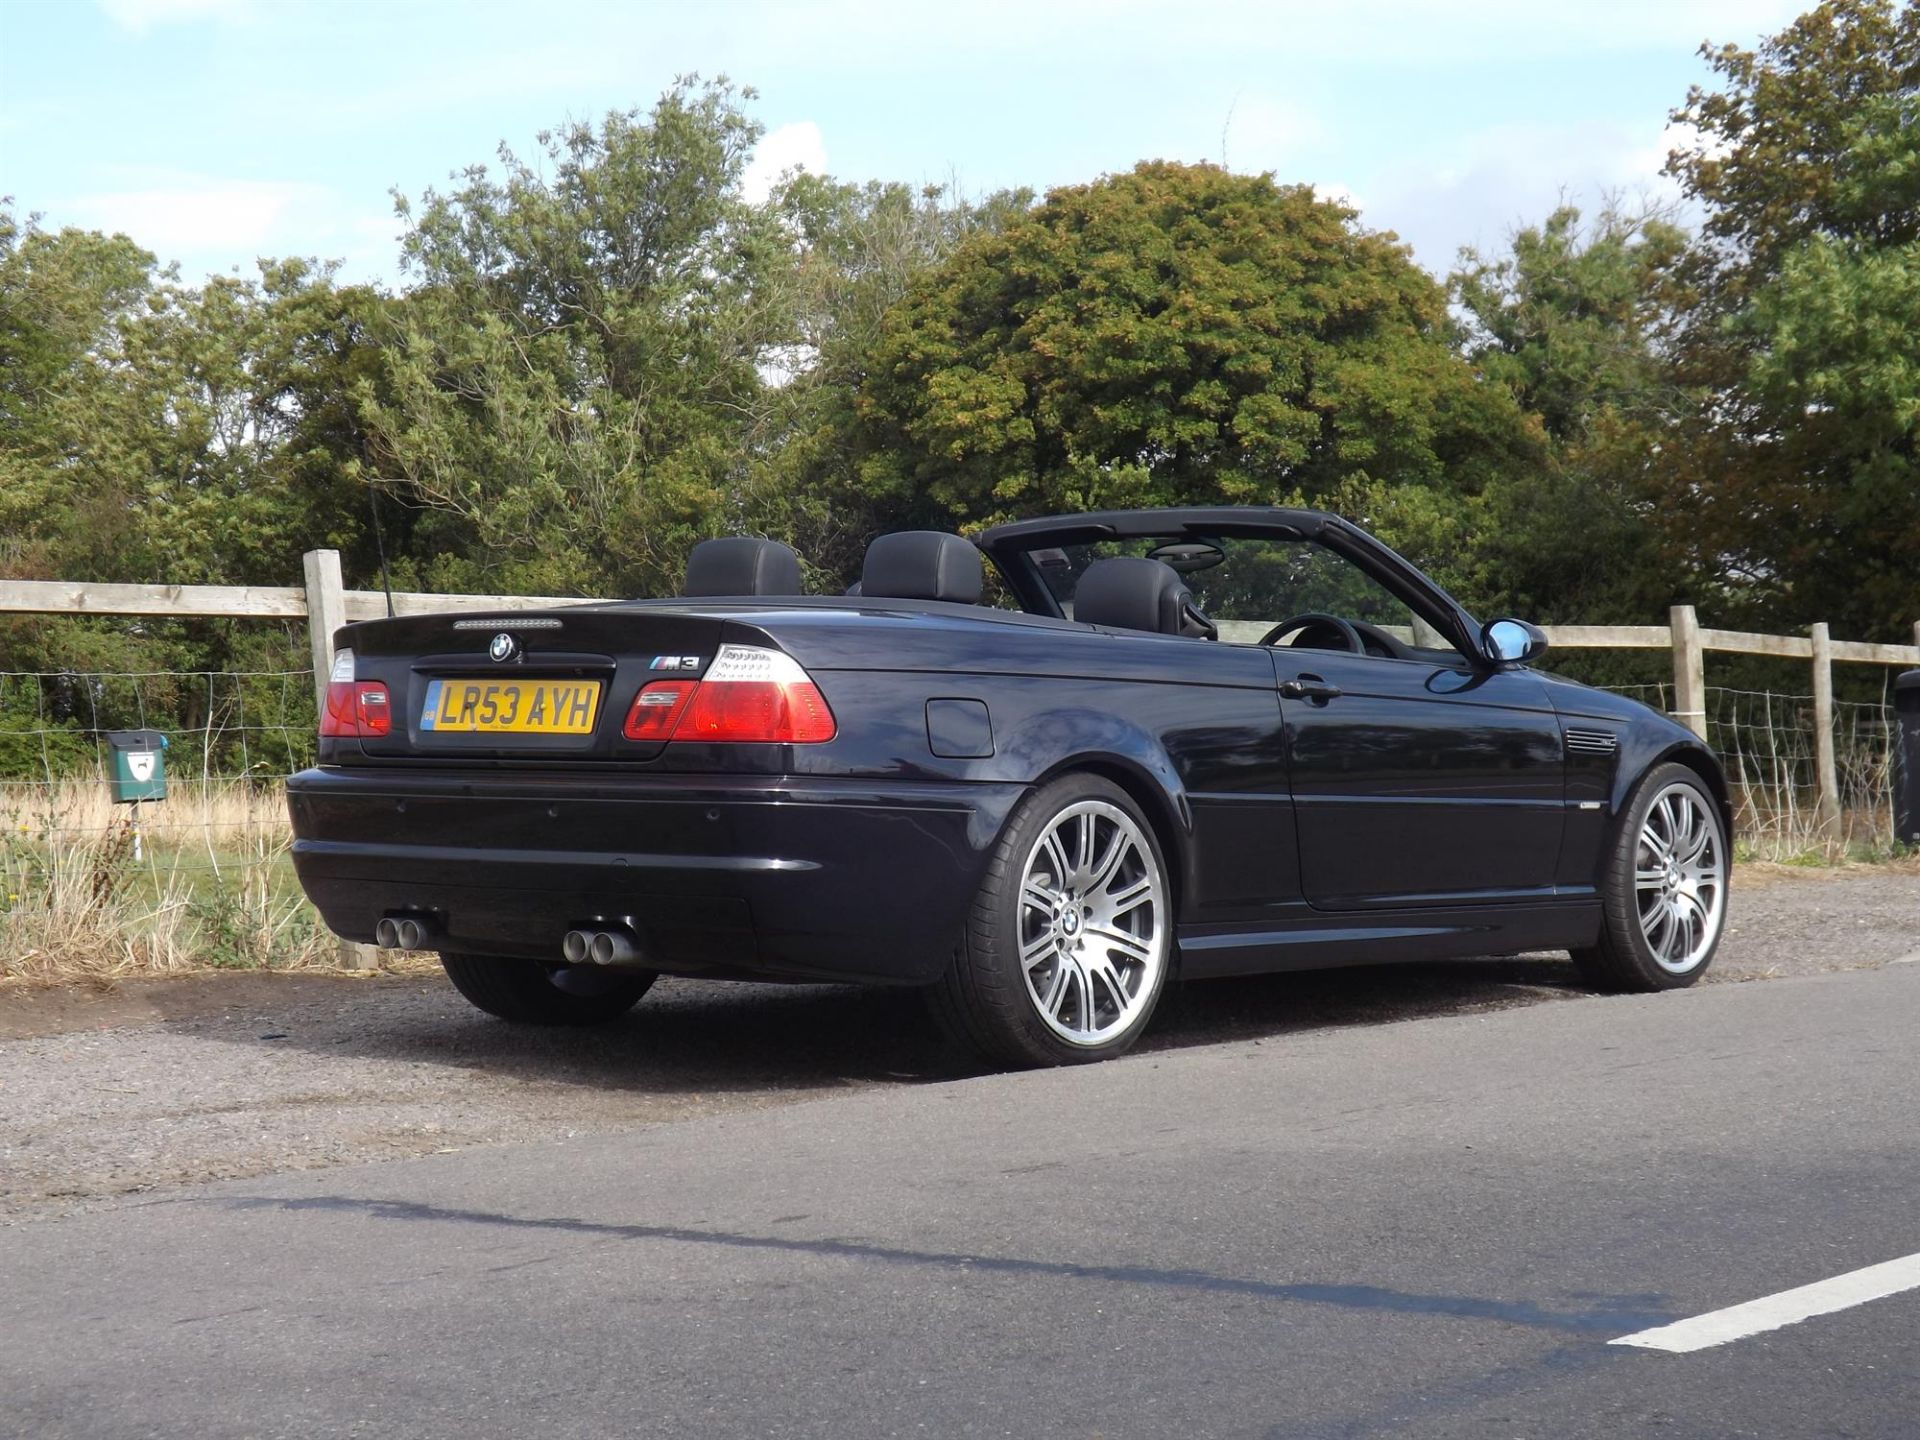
[4,554,1916,688]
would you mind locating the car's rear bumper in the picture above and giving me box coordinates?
[285,767,1027,985]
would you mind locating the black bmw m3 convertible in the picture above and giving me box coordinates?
[287,508,1731,1067]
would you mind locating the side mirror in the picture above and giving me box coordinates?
[1483,618,1548,666]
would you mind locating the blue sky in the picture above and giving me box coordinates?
[1,0,1803,288]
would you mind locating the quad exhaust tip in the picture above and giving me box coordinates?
[562,927,641,967]
[374,914,436,950]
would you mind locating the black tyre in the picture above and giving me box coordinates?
[932,773,1173,1068]
[1572,762,1729,992]
[440,953,656,1025]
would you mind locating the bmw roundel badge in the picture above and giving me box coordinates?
[488,632,520,663]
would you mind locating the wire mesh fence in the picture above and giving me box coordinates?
[1705,686,1897,856]
[0,669,327,979]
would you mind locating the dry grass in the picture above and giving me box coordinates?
[1730,796,1908,865]
[1,759,1910,984]
[0,776,336,981]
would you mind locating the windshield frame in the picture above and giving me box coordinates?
[976,507,1490,666]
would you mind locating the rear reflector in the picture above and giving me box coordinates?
[321,681,391,738]
[618,644,835,745]
[319,652,392,738]
[622,679,697,741]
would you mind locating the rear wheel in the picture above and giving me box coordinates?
[932,774,1172,1068]
[1572,763,1728,991]
[440,953,656,1025]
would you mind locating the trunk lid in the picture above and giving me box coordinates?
[338,605,730,763]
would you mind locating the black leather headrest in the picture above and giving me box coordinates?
[1073,556,1216,639]
[859,531,983,604]
[682,537,803,597]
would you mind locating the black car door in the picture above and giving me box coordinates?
[1277,649,1567,911]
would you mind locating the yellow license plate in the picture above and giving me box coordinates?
[420,678,602,735]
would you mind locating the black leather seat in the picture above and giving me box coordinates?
[682,537,803,597]
[859,531,983,604]
[1073,556,1217,639]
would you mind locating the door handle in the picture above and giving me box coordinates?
[1280,674,1342,703]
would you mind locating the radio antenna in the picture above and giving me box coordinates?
[367,479,396,619]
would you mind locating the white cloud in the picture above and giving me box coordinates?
[1357,117,1704,273]
[1632,119,1730,180]
[96,0,252,34]
[1315,182,1363,211]
[742,121,828,203]
[69,176,317,261]
[52,172,403,283]
[1219,95,1322,173]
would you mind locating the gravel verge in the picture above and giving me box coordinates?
[2,863,1912,1219]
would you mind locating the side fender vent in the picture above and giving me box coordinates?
[1565,727,1620,756]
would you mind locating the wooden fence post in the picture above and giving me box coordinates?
[302,549,347,716]
[302,548,377,971]
[1811,622,1842,840]
[1669,604,1707,740]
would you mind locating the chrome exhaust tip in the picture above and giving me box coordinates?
[587,930,637,966]
[377,913,438,950]
[562,925,642,966]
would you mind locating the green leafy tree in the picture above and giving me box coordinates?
[0,208,165,580]
[1449,202,1693,621]
[1665,0,1920,638]
[847,162,1539,570]
[0,209,373,769]
[749,174,1033,580]
[359,79,793,599]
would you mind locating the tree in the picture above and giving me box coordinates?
[0,208,163,580]
[358,79,794,599]
[1449,201,1693,621]
[847,162,1538,560]
[1664,0,1920,638]
[0,208,390,769]
[747,174,1033,580]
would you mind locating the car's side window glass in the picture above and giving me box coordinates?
[1031,536,1453,659]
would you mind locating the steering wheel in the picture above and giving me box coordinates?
[1258,612,1365,653]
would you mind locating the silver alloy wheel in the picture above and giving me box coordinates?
[1017,799,1167,1047]
[1634,782,1727,974]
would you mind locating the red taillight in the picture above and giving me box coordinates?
[320,660,391,739]
[618,645,835,745]
[679,677,836,743]
[622,679,697,740]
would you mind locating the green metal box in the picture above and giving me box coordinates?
[106,730,168,804]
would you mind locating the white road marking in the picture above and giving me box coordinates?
[1611,1252,1920,1354]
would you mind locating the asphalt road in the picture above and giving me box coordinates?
[6,863,1913,1214]
[4,960,1919,1438]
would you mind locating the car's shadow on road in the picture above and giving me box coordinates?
[190,953,1590,1096]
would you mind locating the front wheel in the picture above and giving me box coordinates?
[1572,763,1729,991]
[932,774,1173,1068]
[440,954,656,1025]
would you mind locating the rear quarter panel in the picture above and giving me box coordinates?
[734,608,1301,924]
